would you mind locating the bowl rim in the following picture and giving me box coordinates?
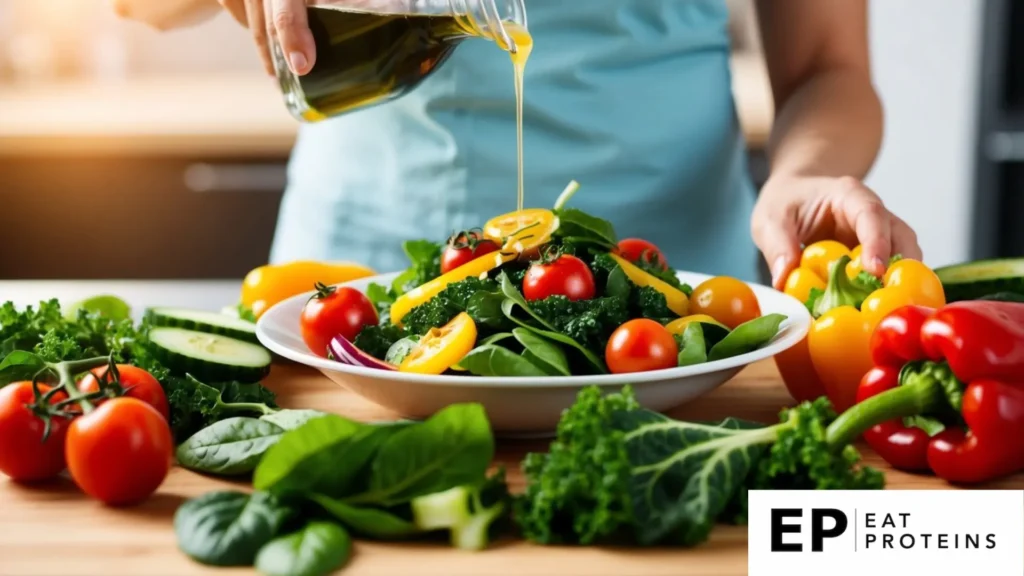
[255,270,811,389]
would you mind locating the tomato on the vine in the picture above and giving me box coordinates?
[301,283,379,358]
[689,276,762,329]
[441,230,499,274]
[0,382,69,482]
[66,397,172,506]
[80,365,169,423]
[606,319,679,374]
[616,238,668,271]
[523,254,596,302]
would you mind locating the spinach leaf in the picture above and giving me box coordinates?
[0,350,46,387]
[365,282,395,314]
[512,328,570,376]
[174,491,293,566]
[707,314,786,361]
[390,240,442,296]
[555,208,617,248]
[261,409,329,431]
[460,344,550,377]
[611,409,772,545]
[605,266,631,299]
[254,415,389,498]
[467,290,510,330]
[311,494,419,539]
[176,417,286,476]
[479,332,514,346]
[676,323,707,367]
[344,404,494,507]
[498,275,607,373]
[254,521,351,576]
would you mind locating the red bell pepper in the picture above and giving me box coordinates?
[826,300,1024,484]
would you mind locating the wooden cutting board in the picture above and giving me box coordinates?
[2,360,1020,576]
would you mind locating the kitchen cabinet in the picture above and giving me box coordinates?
[0,154,287,280]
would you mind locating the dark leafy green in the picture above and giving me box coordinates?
[459,345,550,377]
[312,495,419,539]
[176,418,287,476]
[707,314,785,361]
[554,208,617,249]
[389,240,443,297]
[512,328,570,376]
[174,491,293,566]
[353,324,409,361]
[401,277,497,336]
[466,290,511,331]
[254,521,352,576]
[676,323,707,367]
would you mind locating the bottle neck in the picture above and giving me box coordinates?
[449,0,527,52]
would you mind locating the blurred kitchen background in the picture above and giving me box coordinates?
[0,0,1013,281]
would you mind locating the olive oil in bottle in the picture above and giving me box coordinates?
[281,8,471,121]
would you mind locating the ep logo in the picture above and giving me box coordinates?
[770,508,848,552]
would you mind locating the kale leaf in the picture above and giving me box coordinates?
[353,324,409,361]
[402,277,498,336]
[529,295,629,354]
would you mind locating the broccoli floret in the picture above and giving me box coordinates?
[353,324,409,360]
[410,469,511,550]
[402,277,498,335]
[530,295,629,353]
[631,286,675,322]
[515,386,638,545]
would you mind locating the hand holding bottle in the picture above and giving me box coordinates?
[218,0,316,76]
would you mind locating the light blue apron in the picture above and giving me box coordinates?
[269,0,759,281]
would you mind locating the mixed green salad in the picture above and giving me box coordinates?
[308,182,788,377]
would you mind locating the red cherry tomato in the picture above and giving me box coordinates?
[0,382,70,482]
[66,397,172,506]
[301,284,379,358]
[616,238,668,271]
[80,365,170,423]
[523,254,596,302]
[441,230,500,275]
[605,319,679,374]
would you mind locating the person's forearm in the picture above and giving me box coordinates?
[765,68,883,181]
[111,0,221,30]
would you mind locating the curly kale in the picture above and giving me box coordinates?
[530,295,629,353]
[353,324,409,360]
[402,277,498,336]
[630,286,675,322]
[517,388,884,547]
[515,385,639,545]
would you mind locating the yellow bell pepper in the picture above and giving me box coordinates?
[390,251,514,326]
[399,312,478,375]
[774,241,945,412]
[608,253,690,317]
[240,261,375,318]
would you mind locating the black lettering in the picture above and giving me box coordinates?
[954,533,960,548]
[771,509,803,552]
[938,534,948,549]
[883,534,894,548]
[811,509,848,552]
[921,533,932,548]
[900,534,915,549]
[865,534,876,548]
[966,534,979,549]
[882,513,896,528]
[987,534,997,549]
[899,512,910,528]
[865,513,876,528]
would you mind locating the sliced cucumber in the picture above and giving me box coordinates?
[934,258,1024,302]
[146,307,258,343]
[148,327,271,383]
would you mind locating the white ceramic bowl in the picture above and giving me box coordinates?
[256,271,811,437]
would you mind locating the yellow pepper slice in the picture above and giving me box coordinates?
[399,312,478,375]
[241,261,375,318]
[665,314,727,336]
[390,252,512,326]
[608,253,690,316]
[483,208,559,257]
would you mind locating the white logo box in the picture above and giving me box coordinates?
[748,490,1024,576]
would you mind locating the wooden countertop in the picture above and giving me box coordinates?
[0,54,774,158]
[2,359,1011,576]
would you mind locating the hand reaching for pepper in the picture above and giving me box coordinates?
[752,174,924,290]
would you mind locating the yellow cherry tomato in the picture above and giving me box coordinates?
[782,267,827,304]
[391,251,512,325]
[483,208,559,257]
[399,313,478,375]
[861,259,946,329]
[664,314,726,336]
[800,240,850,281]
[241,261,375,318]
[688,276,762,329]
[845,245,865,279]
[608,253,689,316]
[807,305,874,413]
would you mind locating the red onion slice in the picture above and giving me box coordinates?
[328,335,396,371]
